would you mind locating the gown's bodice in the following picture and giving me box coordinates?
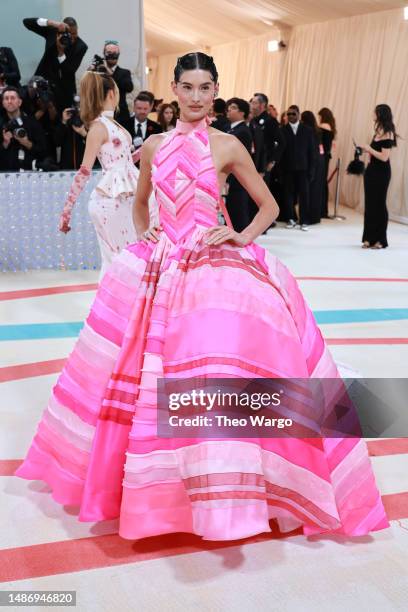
[94,114,139,198]
[151,116,221,242]
[368,138,393,168]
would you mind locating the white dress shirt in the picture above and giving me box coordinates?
[290,121,300,135]
[134,118,147,140]
[230,120,245,129]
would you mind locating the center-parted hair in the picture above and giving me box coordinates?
[174,52,218,83]
[79,70,118,128]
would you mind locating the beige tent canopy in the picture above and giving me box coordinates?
[144,1,408,222]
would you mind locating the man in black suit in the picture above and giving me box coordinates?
[249,93,285,230]
[0,87,47,171]
[211,98,230,133]
[102,40,133,128]
[280,105,315,231]
[126,93,162,155]
[0,47,21,88]
[22,16,88,112]
[250,93,285,176]
[225,98,253,232]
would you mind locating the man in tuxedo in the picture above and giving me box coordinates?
[225,98,252,232]
[280,105,315,231]
[102,40,133,127]
[249,93,285,230]
[23,17,88,113]
[126,93,162,154]
[250,93,285,176]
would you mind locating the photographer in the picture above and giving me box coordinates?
[0,86,46,171]
[101,40,133,127]
[0,47,21,90]
[22,76,60,161]
[54,102,88,170]
[22,16,88,112]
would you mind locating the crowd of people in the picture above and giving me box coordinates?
[0,17,397,247]
[0,14,336,231]
[208,96,337,231]
[0,16,164,173]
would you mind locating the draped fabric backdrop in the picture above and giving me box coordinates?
[148,8,408,222]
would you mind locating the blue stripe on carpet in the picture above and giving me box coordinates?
[0,309,407,340]
[0,322,83,341]
[314,308,408,324]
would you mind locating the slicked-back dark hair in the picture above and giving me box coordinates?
[135,93,153,104]
[253,92,268,107]
[174,52,218,83]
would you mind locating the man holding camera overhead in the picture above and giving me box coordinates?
[23,16,88,113]
[0,87,47,171]
[102,40,133,127]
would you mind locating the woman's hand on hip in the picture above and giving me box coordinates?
[140,226,163,243]
[204,225,249,247]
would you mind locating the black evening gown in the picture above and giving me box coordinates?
[362,138,394,248]
[309,130,325,224]
[320,128,334,218]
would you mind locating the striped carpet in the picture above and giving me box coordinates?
[1,211,408,610]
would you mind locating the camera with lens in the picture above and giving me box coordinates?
[4,117,27,139]
[30,76,53,104]
[91,54,105,70]
[59,31,73,49]
[66,95,82,128]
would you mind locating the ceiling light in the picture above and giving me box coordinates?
[405,6,408,20]
[267,40,279,52]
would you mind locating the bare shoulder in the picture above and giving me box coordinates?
[88,120,108,138]
[208,128,244,153]
[320,122,332,131]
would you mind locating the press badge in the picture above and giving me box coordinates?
[18,149,25,161]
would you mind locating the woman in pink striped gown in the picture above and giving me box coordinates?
[15,53,388,541]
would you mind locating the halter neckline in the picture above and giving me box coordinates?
[175,116,211,134]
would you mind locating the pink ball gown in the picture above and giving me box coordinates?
[15,116,389,541]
